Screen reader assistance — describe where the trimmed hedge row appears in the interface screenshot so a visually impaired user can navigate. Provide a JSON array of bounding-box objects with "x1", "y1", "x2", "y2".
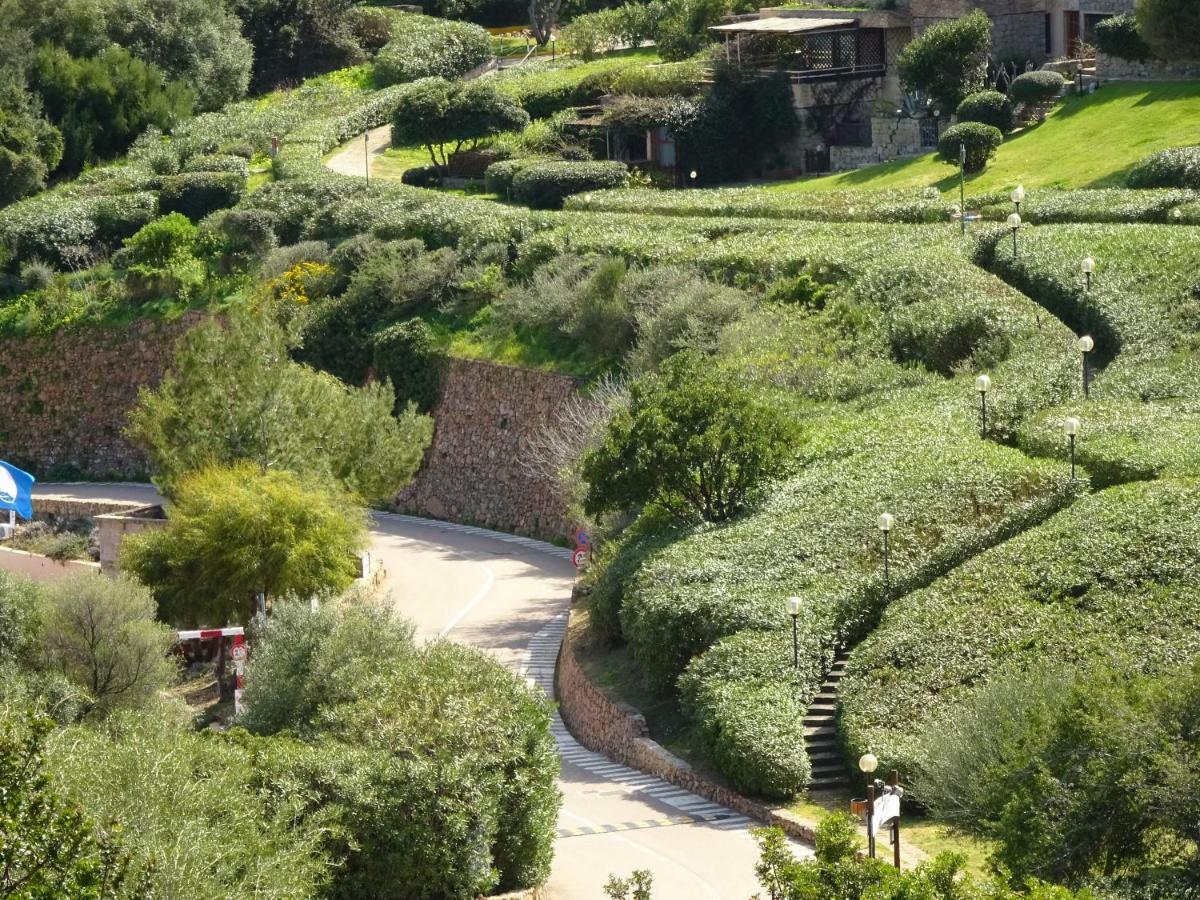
[
  {"x1": 493, "y1": 54, "x2": 657, "y2": 119},
  {"x1": 1126, "y1": 146, "x2": 1200, "y2": 190},
  {"x1": 375, "y1": 14, "x2": 492, "y2": 86},
  {"x1": 974, "y1": 188, "x2": 1200, "y2": 225},
  {"x1": 839, "y1": 477, "x2": 1200, "y2": 786},
  {"x1": 510, "y1": 160, "x2": 628, "y2": 209}
]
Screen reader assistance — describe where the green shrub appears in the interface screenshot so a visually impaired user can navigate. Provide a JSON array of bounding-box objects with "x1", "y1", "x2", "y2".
[
  {"x1": 180, "y1": 153, "x2": 251, "y2": 177},
  {"x1": 974, "y1": 187, "x2": 1200, "y2": 224},
  {"x1": 494, "y1": 55, "x2": 652, "y2": 119},
  {"x1": 391, "y1": 78, "x2": 529, "y2": 174},
  {"x1": 938, "y1": 122, "x2": 1002, "y2": 173},
  {"x1": 1095, "y1": 13, "x2": 1155, "y2": 62},
  {"x1": 484, "y1": 157, "x2": 543, "y2": 197},
  {"x1": 955, "y1": 90, "x2": 1014, "y2": 133},
  {"x1": 372, "y1": 318, "x2": 447, "y2": 413},
  {"x1": 0, "y1": 192, "x2": 157, "y2": 267},
  {"x1": 375, "y1": 14, "x2": 493, "y2": 86},
  {"x1": 839, "y1": 478, "x2": 1200, "y2": 784},
  {"x1": 118, "y1": 213, "x2": 199, "y2": 269},
  {"x1": 1136, "y1": 0, "x2": 1200, "y2": 60},
  {"x1": 400, "y1": 163, "x2": 441, "y2": 187},
  {"x1": 510, "y1": 160, "x2": 628, "y2": 209},
  {"x1": 0, "y1": 572, "x2": 43, "y2": 667},
  {"x1": 157, "y1": 171, "x2": 245, "y2": 221},
  {"x1": 1009, "y1": 70, "x2": 1065, "y2": 105},
  {"x1": 897, "y1": 10, "x2": 991, "y2": 112},
  {"x1": 1126, "y1": 146, "x2": 1200, "y2": 190}
]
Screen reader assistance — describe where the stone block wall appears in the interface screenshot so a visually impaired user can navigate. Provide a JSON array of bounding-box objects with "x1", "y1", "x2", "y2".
[
  {"x1": 1098, "y1": 52, "x2": 1200, "y2": 80},
  {"x1": 396, "y1": 358, "x2": 579, "y2": 541},
  {"x1": 831, "y1": 116, "x2": 924, "y2": 170},
  {"x1": 0, "y1": 314, "x2": 205, "y2": 480}
]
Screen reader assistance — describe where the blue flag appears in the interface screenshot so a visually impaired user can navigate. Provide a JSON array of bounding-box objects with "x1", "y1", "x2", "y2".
[{"x1": 0, "y1": 461, "x2": 35, "y2": 521}]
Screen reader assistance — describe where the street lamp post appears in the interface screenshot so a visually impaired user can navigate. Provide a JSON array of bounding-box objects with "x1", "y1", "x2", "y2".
[
  {"x1": 976, "y1": 374, "x2": 991, "y2": 438},
  {"x1": 1008, "y1": 212, "x2": 1022, "y2": 258},
  {"x1": 1078, "y1": 335, "x2": 1094, "y2": 397},
  {"x1": 787, "y1": 596, "x2": 801, "y2": 668},
  {"x1": 364, "y1": 132, "x2": 370, "y2": 183},
  {"x1": 878, "y1": 513, "x2": 894, "y2": 595},
  {"x1": 1065, "y1": 417, "x2": 1080, "y2": 480},
  {"x1": 689, "y1": 169, "x2": 698, "y2": 188},
  {"x1": 860, "y1": 753, "x2": 879, "y2": 859},
  {"x1": 1011, "y1": 184, "x2": 1025, "y2": 215},
  {"x1": 1081, "y1": 255, "x2": 1094, "y2": 292}
]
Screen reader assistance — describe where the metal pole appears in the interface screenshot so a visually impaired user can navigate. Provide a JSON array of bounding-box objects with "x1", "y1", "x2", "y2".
[
  {"x1": 882, "y1": 531, "x2": 890, "y2": 595},
  {"x1": 889, "y1": 770, "x2": 901, "y2": 870},
  {"x1": 1012, "y1": 228, "x2": 1018, "y2": 258},
  {"x1": 959, "y1": 144, "x2": 966, "y2": 236},
  {"x1": 1070, "y1": 434, "x2": 1076, "y2": 480},
  {"x1": 866, "y1": 782, "x2": 876, "y2": 859},
  {"x1": 364, "y1": 132, "x2": 369, "y2": 183},
  {"x1": 980, "y1": 393, "x2": 987, "y2": 438},
  {"x1": 791, "y1": 615, "x2": 798, "y2": 668},
  {"x1": 1085, "y1": 271, "x2": 1092, "y2": 292},
  {"x1": 1082, "y1": 353, "x2": 1090, "y2": 398}
]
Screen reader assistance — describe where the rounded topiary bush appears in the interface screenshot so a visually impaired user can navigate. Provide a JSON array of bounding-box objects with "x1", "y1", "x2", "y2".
[
  {"x1": 1095, "y1": 13, "x2": 1154, "y2": 62},
  {"x1": 938, "y1": 122, "x2": 1003, "y2": 173},
  {"x1": 510, "y1": 160, "x2": 628, "y2": 210},
  {"x1": 375, "y1": 15, "x2": 492, "y2": 86},
  {"x1": 400, "y1": 164, "x2": 441, "y2": 188},
  {"x1": 956, "y1": 90, "x2": 1015, "y2": 133},
  {"x1": 1010, "y1": 70, "x2": 1065, "y2": 105},
  {"x1": 158, "y1": 172, "x2": 245, "y2": 221},
  {"x1": 1126, "y1": 146, "x2": 1200, "y2": 190}
]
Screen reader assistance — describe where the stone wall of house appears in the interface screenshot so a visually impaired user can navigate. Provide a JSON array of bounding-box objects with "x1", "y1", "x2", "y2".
[
  {"x1": 395, "y1": 358, "x2": 579, "y2": 541},
  {"x1": 0, "y1": 314, "x2": 205, "y2": 480},
  {"x1": 1098, "y1": 52, "x2": 1200, "y2": 80},
  {"x1": 830, "y1": 116, "x2": 925, "y2": 169}
]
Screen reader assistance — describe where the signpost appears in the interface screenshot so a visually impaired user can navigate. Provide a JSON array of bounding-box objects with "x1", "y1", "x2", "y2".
[
  {"x1": 175, "y1": 626, "x2": 247, "y2": 718},
  {"x1": 572, "y1": 528, "x2": 591, "y2": 570}
]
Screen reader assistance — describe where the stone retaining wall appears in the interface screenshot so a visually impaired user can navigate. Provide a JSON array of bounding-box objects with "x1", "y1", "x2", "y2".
[
  {"x1": 1098, "y1": 52, "x2": 1200, "y2": 80},
  {"x1": 0, "y1": 547, "x2": 100, "y2": 583},
  {"x1": 396, "y1": 358, "x2": 579, "y2": 541},
  {"x1": 0, "y1": 314, "x2": 205, "y2": 480}
]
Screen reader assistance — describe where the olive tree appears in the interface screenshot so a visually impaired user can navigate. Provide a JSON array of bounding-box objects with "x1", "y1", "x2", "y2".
[
  {"x1": 392, "y1": 77, "x2": 530, "y2": 175},
  {"x1": 127, "y1": 307, "x2": 433, "y2": 504},
  {"x1": 582, "y1": 351, "x2": 799, "y2": 523}
]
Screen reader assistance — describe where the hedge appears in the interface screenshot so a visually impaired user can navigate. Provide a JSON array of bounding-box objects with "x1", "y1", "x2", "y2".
[
  {"x1": 1126, "y1": 146, "x2": 1200, "y2": 190},
  {"x1": 973, "y1": 187, "x2": 1200, "y2": 224},
  {"x1": 1095, "y1": 13, "x2": 1155, "y2": 62},
  {"x1": 181, "y1": 154, "x2": 251, "y2": 178},
  {"x1": 484, "y1": 157, "x2": 549, "y2": 197},
  {"x1": 494, "y1": 54, "x2": 654, "y2": 119},
  {"x1": 510, "y1": 160, "x2": 628, "y2": 210},
  {"x1": 0, "y1": 191, "x2": 157, "y2": 267},
  {"x1": 375, "y1": 14, "x2": 493, "y2": 86},
  {"x1": 839, "y1": 478, "x2": 1200, "y2": 785},
  {"x1": 955, "y1": 90, "x2": 1014, "y2": 133},
  {"x1": 1009, "y1": 70, "x2": 1065, "y2": 105},
  {"x1": 937, "y1": 122, "x2": 1002, "y2": 173},
  {"x1": 158, "y1": 172, "x2": 246, "y2": 221}
]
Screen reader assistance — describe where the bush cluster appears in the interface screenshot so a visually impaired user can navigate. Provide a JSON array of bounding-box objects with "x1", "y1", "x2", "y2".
[
  {"x1": 938, "y1": 121, "x2": 1002, "y2": 173},
  {"x1": 1095, "y1": 13, "x2": 1155, "y2": 62},
  {"x1": 375, "y1": 14, "x2": 493, "y2": 86},
  {"x1": 955, "y1": 90, "x2": 1014, "y2": 133},
  {"x1": 511, "y1": 160, "x2": 629, "y2": 209},
  {"x1": 1126, "y1": 145, "x2": 1200, "y2": 190},
  {"x1": 1009, "y1": 70, "x2": 1065, "y2": 105}
]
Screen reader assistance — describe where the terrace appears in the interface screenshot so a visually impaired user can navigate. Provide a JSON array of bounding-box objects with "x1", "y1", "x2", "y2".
[{"x1": 710, "y1": 14, "x2": 890, "y2": 84}]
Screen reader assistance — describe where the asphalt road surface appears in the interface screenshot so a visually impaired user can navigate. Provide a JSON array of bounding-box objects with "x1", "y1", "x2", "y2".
[{"x1": 35, "y1": 483, "x2": 809, "y2": 898}]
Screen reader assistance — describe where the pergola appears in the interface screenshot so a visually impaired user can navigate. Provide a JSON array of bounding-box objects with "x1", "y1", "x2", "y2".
[{"x1": 710, "y1": 16, "x2": 885, "y2": 82}]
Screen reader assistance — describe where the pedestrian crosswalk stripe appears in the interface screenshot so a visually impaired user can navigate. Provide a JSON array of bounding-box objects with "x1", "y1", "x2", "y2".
[{"x1": 555, "y1": 812, "x2": 745, "y2": 839}]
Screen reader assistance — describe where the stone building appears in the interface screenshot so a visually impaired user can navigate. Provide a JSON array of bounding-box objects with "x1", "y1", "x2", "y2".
[{"x1": 713, "y1": 0, "x2": 1133, "y2": 172}]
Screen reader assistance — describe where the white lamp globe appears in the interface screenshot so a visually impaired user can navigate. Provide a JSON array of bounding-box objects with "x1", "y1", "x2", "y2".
[
  {"x1": 976, "y1": 374, "x2": 991, "y2": 394},
  {"x1": 1011, "y1": 185, "x2": 1025, "y2": 204},
  {"x1": 1081, "y1": 256, "x2": 1095, "y2": 274},
  {"x1": 1064, "y1": 416, "x2": 1081, "y2": 437},
  {"x1": 787, "y1": 596, "x2": 802, "y2": 616},
  {"x1": 1007, "y1": 212, "x2": 1022, "y2": 230},
  {"x1": 877, "y1": 513, "x2": 894, "y2": 533},
  {"x1": 1078, "y1": 335, "x2": 1095, "y2": 353},
  {"x1": 859, "y1": 753, "x2": 879, "y2": 774}
]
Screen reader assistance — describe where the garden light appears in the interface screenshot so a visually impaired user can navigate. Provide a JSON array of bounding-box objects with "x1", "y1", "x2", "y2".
[
  {"x1": 689, "y1": 170, "x2": 698, "y2": 187},
  {"x1": 1081, "y1": 255, "x2": 1094, "y2": 291},
  {"x1": 1064, "y1": 417, "x2": 1080, "y2": 480},
  {"x1": 1007, "y1": 212, "x2": 1022, "y2": 257},
  {"x1": 787, "y1": 596, "x2": 801, "y2": 667},
  {"x1": 976, "y1": 374, "x2": 991, "y2": 438},
  {"x1": 1011, "y1": 184, "x2": 1024, "y2": 213},
  {"x1": 858, "y1": 753, "x2": 880, "y2": 858},
  {"x1": 859, "y1": 753, "x2": 879, "y2": 773},
  {"x1": 878, "y1": 514, "x2": 894, "y2": 594},
  {"x1": 1078, "y1": 335, "x2": 1094, "y2": 397}
]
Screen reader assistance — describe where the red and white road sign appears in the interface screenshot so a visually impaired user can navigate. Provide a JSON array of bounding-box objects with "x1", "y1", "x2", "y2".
[{"x1": 572, "y1": 548, "x2": 588, "y2": 569}]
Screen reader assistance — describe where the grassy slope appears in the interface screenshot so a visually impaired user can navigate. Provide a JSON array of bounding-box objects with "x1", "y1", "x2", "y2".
[{"x1": 772, "y1": 82, "x2": 1200, "y2": 196}]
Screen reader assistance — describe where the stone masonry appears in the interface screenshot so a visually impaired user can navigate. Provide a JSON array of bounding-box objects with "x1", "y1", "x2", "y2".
[
  {"x1": 1098, "y1": 52, "x2": 1200, "y2": 80},
  {"x1": 395, "y1": 358, "x2": 579, "y2": 541},
  {"x1": 0, "y1": 313, "x2": 205, "y2": 479}
]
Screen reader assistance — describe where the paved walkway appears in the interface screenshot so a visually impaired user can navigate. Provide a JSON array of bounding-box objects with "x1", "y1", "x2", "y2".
[
  {"x1": 34, "y1": 484, "x2": 810, "y2": 898},
  {"x1": 325, "y1": 124, "x2": 392, "y2": 179}
]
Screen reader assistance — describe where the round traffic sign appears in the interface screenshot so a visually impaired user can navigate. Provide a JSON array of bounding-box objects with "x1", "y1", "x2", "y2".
[
  {"x1": 230, "y1": 644, "x2": 248, "y2": 664},
  {"x1": 572, "y1": 548, "x2": 588, "y2": 570},
  {"x1": 574, "y1": 528, "x2": 591, "y2": 548}
]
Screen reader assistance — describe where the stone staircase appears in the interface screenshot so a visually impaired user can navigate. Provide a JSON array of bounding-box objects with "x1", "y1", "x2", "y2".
[{"x1": 804, "y1": 652, "x2": 850, "y2": 791}]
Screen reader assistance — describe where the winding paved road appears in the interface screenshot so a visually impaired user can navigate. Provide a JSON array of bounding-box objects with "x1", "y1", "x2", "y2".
[{"x1": 34, "y1": 483, "x2": 808, "y2": 898}]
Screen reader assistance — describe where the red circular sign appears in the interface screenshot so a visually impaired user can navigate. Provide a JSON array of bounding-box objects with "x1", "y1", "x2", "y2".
[{"x1": 572, "y1": 548, "x2": 588, "y2": 570}]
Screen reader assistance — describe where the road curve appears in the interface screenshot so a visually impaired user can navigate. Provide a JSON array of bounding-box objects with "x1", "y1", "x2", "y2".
[{"x1": 34, "y1": 483, "x2": 808, "y2": 898}]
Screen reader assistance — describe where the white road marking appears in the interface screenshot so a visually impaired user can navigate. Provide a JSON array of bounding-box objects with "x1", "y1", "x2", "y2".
[{"x1": 437, "y1": 561, "x2": 496, "y2": 638}]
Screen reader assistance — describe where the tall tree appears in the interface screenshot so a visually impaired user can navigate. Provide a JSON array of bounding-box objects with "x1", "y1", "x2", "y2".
[
  {"x1": 1136, "y1": 0, "x2": 1200, "y2": 60},
  {"x1": 127, "y1": 307, "x2": 434, "y2": 503}
]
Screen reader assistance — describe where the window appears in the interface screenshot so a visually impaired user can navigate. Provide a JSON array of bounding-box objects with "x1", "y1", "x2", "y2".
[{"x1": 1045, "y1": 13, "x2": 1052, "y2": 55}]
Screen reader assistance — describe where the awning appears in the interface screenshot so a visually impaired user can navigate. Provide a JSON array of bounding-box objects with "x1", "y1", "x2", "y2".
[{"x1": 710, "y1": 16, "x2": 857, "y2": 34}]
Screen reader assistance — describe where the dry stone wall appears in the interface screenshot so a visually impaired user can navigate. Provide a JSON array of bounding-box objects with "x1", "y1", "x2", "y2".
[
  {"x1": 1098, "y1": 52, "x2": 1200, "y2": 80},
  {"x1": 395, "y1": 358, "x2": 579, "y2": 541},
  {"x1": 0, "y1": 313, "x2": 205, "y2": 480}
]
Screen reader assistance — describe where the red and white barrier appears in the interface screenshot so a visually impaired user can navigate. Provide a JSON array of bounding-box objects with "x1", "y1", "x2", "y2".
[{"x1": 174, "y1": 627, "x2": 247, "y2": 717}]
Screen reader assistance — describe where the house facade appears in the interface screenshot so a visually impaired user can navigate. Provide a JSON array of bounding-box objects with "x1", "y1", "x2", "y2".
[{"x1": 713, "y1": 0, "x2": 1134, "y2": 173}]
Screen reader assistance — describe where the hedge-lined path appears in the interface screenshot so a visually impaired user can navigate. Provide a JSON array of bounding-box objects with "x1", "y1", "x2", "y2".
[
  {"x1": 34, "y1": 483, "x2": 809, "y2": 898},
  {"x1": 325, "y1": 124, "x2": 392, "y2": 179}
]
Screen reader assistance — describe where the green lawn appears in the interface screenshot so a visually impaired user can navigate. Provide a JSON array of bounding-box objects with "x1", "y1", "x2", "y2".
[
  {"x1": 372, "y1": 144, "x2": 432, "y2": 179},
  {"x1": 772, "y1": 81, "x2": 1200, "y2": 196}
]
